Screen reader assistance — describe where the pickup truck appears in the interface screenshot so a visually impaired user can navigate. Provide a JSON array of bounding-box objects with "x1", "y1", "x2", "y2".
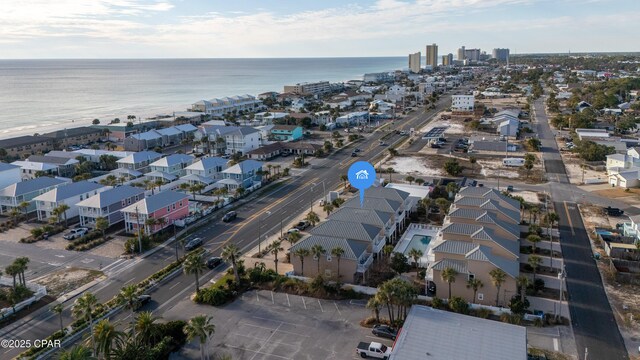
[{"x1": 356, "y1": 341, "x2": 391, "y2": 359}]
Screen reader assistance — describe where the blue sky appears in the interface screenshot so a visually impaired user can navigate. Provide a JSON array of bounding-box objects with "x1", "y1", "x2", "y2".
[{"x1": 1, "y1": 0, "x2": 638, "y2": 59}]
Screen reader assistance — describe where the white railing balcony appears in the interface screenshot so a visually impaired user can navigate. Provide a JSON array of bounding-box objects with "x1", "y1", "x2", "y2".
[
  {"x1": 425, "y1": 268, "x2": 434, "y2": 281},
  {"x1": 357, "y1": 253, "x2": 374, "y2": 273},
  {"x1": 623, "y1": 222, "x2": 637, "y2": 237},
  {"x1": 373, "y1": 239, "x2": 386, "y2": 254}
]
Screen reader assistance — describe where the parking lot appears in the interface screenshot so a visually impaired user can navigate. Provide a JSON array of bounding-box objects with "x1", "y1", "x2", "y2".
[{"x1": 167, "y1": 290, "x2": 393, "y2": 360}]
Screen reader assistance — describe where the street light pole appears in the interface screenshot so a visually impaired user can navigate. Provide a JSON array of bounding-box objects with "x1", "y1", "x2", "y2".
[
  {"x1": 135, "y1": 206, "x2": 143, "y2": 256},
  {"x1": 557, "y1": 266, "x2": 566, "y2": 321}
]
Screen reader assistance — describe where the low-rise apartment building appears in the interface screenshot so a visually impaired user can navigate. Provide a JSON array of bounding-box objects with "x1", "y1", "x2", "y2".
[
  {"x1": 77, "y1": 185, "x2": 145, "y2": 228},
  {"x1": 148, "y1": 154, "x2": 195, "y2": 178},
  {"x1": 191, "y1": 95, "x2": 262, "y2": 118},
  {"x1": 283, "y1": 81, "x2": 331, "y2": 95},
  {"x1": 42, "y1": 127, "x2": 103, "y2": 148},
  {"x1": 122, "y1": 191, "x2": 189, "y2": 234},
  {"x1": 0, "y1": 177, "x2": 69, "y2": 215},
  {"x1": 34, "y1": 181, "x2": 108, "y2": 222},
  {"x1": 0, "y1": 136, "x2": 54, "y2": 158}
]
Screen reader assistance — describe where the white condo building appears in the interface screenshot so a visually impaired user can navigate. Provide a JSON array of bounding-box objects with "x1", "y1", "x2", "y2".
[
  {"x1": 451, "y1": 95, "x2": 475, "y2": 111},
  {"x1": 191, "y1": 95, "x2": 262, "y2": 118}
]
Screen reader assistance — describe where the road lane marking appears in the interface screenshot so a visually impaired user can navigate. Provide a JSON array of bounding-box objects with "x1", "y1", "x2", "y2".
[
  {"x1": 334, "y1": 301, "x2": 341, "y2": 315},
  {"x1": 271, "y1": 291, "x2": 274, "y2": 304},
  {"x1": 302, "y1": 296, "x2": 307, "y2": 309},
  {"x1": 256, "y1": 291, "x2": 259, "y2": 302},
  {"x1": 553, "y1": 338, "x2": 559, "y2": 351},
  {"x1": 124, "y1": 277, "x2": 135, "y2": 284},
  {"x1": 225, "y1": 345, "x2": 292, "y2": 360},
  {"x1": 286, "y1": 293, "x2": 290, "y2": 307},
  {"x1": 318, "y1": 299, "x2": 324, "y2": 312},
  {"x1": 249, "y1": 323, "x2": 282, "y2": 360},
  {"x1": 169, "y1": 281, "x2": 181, "y2": 290},
  {"x1": 563, "y1": 201, "x2": 575, "y2": 236}
]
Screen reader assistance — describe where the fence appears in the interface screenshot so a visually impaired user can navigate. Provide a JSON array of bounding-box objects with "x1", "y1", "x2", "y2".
[
  {"x1": 609, "y1": 258, "x2": 640, "y2": 285},
  {"x1": 0, "y1": 277, "x2": 47, "y2": 320}
]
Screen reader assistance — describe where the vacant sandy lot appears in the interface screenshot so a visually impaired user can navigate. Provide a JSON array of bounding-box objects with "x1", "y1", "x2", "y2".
[
  {"x1": 384, "y1": 156, "x2": 445, "y2": 177},
  {"x1": 36, "y1": 267, "x2": 104, "y2": 298},
  {"x1": 477, "y1": 159, "x2": 520, "y2": 179}
]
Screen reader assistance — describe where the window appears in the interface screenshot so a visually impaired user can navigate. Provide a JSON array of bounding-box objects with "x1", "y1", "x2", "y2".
[
  {"x1": 172, "y1": 204, "x2": 176, "y2": 210},
  {"x1": 127, "y1": 198, "x2": 131, "y2": 205},
  {"x1": 477, "y1": 293, "x2": 484, "y2": 301},
  {"x1": 167, "y1": 206, "x2": 171, "y2": 212},
  {"x1": 122, "y1": 200, "x2": 126, "y2": 207},
  {"x1": 468, "y1": 273, "x2": 475, "y2": 280},
  {"x1": 179, "y1": 201, "x2": 183, "y2": 207}
]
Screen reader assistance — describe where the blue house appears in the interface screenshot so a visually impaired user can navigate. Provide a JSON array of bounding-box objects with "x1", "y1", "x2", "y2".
[
  {"x1": 270, "y1": 125, "x2": 303, "y2": 141},
  {"x1": 219, "y1": 160, "x2": 263, "y2": 189}
]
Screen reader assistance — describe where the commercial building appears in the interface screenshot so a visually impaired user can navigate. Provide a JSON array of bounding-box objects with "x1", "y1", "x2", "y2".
[
  {"x1": 451, "y1": 95, "x2": 475, "y2": 111},
  {"x1": 270, "y1": 125, "x2": 303, "y2": 141},
  {"x1": 389, "y1": 306, "x2": 527, "y2": 360},
  {"x1": 408, "y1": 52, "x2": 421, "y2": 73},
  {"x1": 465, "y1": 48, "x2": 481, "y2": 61},
  {"x1": 441, "y1": 53, "x2": 453, "y2": 66},
  {"x1": 492, "y1": 48, "x2": 510, "y2": 62},
  {"x1": 457, "y1": 46, "x2": 465, "y2": 61},
  {"x1": 283, "y1": 81, "x2": 331, "y2": 95},
  {"x1": 425, "y1": 43, "x2": 438, "y2": 68}
]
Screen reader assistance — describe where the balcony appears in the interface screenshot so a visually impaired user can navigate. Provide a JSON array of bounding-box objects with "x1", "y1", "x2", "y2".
[
  {"x1": 357, "y1": 253, "x2": 374, "y2": 273},
  {"x1": 623, "y1": 222, "x2": 637, "y2": 238}
]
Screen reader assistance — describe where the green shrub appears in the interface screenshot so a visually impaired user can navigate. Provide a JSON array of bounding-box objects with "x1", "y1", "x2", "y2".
[
  {"x1": 448, "y1": 296, "x2": 469, "y2": 314},
  {"x1": 473, "y1": 307, "x2": 492, "y2": 319},
  {"x1": 431, "y1": 297, "x2": 445, "y2": 309},
  {"x1": 195, "y1": 287, "x2": 232, "y2": 306}
]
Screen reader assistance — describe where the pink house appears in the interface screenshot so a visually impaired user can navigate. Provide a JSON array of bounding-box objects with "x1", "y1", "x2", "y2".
[{"x1": 122, "y1": 191, "x2": 189, "y2": 235}]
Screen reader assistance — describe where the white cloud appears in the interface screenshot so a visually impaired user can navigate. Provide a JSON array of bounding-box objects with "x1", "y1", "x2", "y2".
[{"x1": 0, "y1": 0, "x2": 637, "y2": 57}]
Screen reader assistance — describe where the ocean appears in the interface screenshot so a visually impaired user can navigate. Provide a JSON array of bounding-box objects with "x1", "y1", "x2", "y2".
[{"x1": 0, "y1": 57, "x2": 406, "y2": 138}]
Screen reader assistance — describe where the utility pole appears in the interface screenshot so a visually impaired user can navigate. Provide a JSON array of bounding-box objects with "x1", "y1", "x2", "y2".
[
  {"x1": 135, "y1": 206, "x2": 143, "y2": 255},
  {"x1": 173, "y1": 224, "x2": 179, "y2": 262}
]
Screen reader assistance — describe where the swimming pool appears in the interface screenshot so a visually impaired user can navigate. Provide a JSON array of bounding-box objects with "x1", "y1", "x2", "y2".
[{"x1": 403, "y1": 235, "x2": 432, "y2": 255}]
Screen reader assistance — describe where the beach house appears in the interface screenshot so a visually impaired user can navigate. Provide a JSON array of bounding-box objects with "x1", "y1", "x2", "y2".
[
  {"x1": 34, "y1": 181, "x2": 108, "y2": 222},
  {"x1": 77, "y1": 185, "x2": 145, "y2": 228},
  {"x1": 219, "y1": 160, "x2": 262, "y2": 189},
  {"x1": 116, "y1": 151, "x2": 162, "y2": 174},
  {"x1": 0, "y1": 163, "x2": 21, "y2": 190},
  {"x1": 0, "y1": 177, "x2": 70, "y2": 215},
  {"x1": 121, "y1": 191, "x2": 189, "y2": 235}
]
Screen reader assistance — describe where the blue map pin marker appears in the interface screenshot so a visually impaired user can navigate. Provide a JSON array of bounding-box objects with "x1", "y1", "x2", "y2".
[{"x1": 348, "y1": 161, "x2": 376, "y2": 207}]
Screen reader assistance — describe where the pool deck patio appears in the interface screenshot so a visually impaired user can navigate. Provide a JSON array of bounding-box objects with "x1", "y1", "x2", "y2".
[{"x1": 393, "y1": 223, "x2": 441, "y2": 266}]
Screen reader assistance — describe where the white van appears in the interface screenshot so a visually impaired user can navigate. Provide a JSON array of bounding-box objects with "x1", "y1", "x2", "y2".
[{"x1": 502, "y1": 158, "x2": 525, "y2": 167}]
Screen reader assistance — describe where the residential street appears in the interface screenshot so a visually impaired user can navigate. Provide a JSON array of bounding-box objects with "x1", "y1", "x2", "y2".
[
  {"x1": 1, "y1": 95, "x2": 451, "y2": 359},
  {"x1": 535, "y1": 96, "x2": 629, "y2": 360}
]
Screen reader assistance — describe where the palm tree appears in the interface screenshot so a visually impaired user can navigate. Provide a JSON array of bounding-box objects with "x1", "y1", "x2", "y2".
[
  {"x1": 306, "y1": 211, "x2": 320, "y2": 226},
  {"x1": 14, "y1": 257, "x2": 29, "y2": 286},
  {"x1": 135, "y1": 311, "x2": 159, "y2": 346},
  {"x1": 516, "y1": 275, "x2": 529, "y2": 302},
  {"x1": 311, "y1": 244, "x2": 326, "y2": 274},
  {"x1": 183, "y1": 252, "x2": 207, "y2": 293},
  {"x1": 286, "y1": 231, "x2": 301, "y2": 247},
  {"x1": 95, "y1": 217, "x2": 109, "y2": 241},
  {"x1": 293, "y1": 248, "x2": 310, "y2": 276},
  {"x1": 415, "y1": 178, "x2": 425, "y2": 186},
  {"x1": 405, "y1": 176, "x2": 415, "y2": 185},
  {"x1": 56, "y1": 345, "x2": 95, "y2": 360},
  {"x1": 366, "y1": 296, "x2": 382, "y2": 323},
  {"x1": 489, "y1": 268, "x2": 507, "y2": 307},
  {"x1": 322, "y1": 202, "x2": 334, "y2": 216},
  {"x1": 94, "y1": 319, "x2": 123, "y2": 359},
  {"x1": 5, "y1": 264, "x2": 19, "y2": 288},
  {"x1": 184, "y1": 315, "x2": 215, "y2": 360},
  {"x1": 51, "y1": 303, "x2": 65, "y2": 334},
  {"x1": 407, "y1": 248, "x2": 423, "y2": 275},
  {"x1": 221, "y1": 244, "x2": 242, "y2": 284},
  {"x1": 116, "y1": 284, "x2": 139, "y2": 337},
  {"x1": 446, "y1": 182, "x2": 459, "y2": 198},
  {"x1": 235, "y1": 187, "x2": 246, "y2": 198},
  {"x1": 144, "y1": 217, "x2": 158, "y2": 235},
  {"x1": 340, "y1": 174, "x2": 349, "y2": 190},
  {"x1": 527, "y1": 234, "x2": 542, "y2": 254},
  {"x1": 331, "y1": 247, "x2": 345, "y2": 280},
  {"x1": 71, "y1": 292, "x2": 99, "y2": 355},
  {"x1": 382, "y1": 244, "x2": 394, "y2": 260},
  {"x1": 441, "y1": 267, "x2": 458, "y2": 299},
  {"x1": 466, "y1": 278, "x2": 484, "y2": 303},
  {"x1": 56, "y1": 204, "x2": 71, "y2": 226},
  {"x1": 528, "y1": 255, "x2": 542, "y2": 281},
  {"x1": 269, "y1": 240, "x2": 284, "y2": 273},
  {"x1": 18, "y1": 201, "x2": 29, "y2": 220}
]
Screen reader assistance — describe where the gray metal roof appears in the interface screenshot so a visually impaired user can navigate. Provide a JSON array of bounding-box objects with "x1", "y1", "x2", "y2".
[
  {"x1": 146, "y1": 171, "x2": 178, "y2": 181},
  {"x1": 466, "y1": 246, "x2": 519, "y2": 278},
  {"x1": 328, "y1": 207, "x2": 392, "y2": 227},
  {"x1": 480, "y1": 199, "x2": 520, "y2": 223},
  {"x1": 431, "y1": 240, "x2": 477, "y2": 255},
  {"x1": 121, "y1": 190, "x2": 188, "y2": 214},
  {"x1": 0, "y1": 177, "x2": 68, "y2": 197},
  {"x1": 342, "y1": 196, "x2": 400, "y2": 213},
  {"x1": 0, "y1": 135, "x2": 52, "y2": 148},
  {"x1": 117, "y1": 151, "x2": 162, "y2": 164},
  {"x1": 457, "y1": 187, "x2": 520, "y2": 211},
  {"x1": 0, "y1": 162, "x2": 20, "y2": 171},
  {"x1": 34, "y1": 181, "x2": 106, "y2": 202},
  {"x1": 28, "y1": 155, "x2": 78, "y2": 165},
  {"x1": 222, "y1": 160, "x2": 262, "y2": 174},
  {"x1": 289, "y1": 235, "x2": 369, "y2": 260},
  {"x1": 430, "y1": 258, "x2": 468, "y2": 274},
  {"x1": 150, "y1": 154, "x2": 194, "y2": 168},
  {"x1": 185, "y1": 157, "x2": 228, "y2": 171},
  {"x1": 181, "y1": 174, "x2": 215, "y2": 184},
  {"x1": 475, "y1": 212, "x2": 520, "y2": 238},
  {"x1": 75, "y1": 185, "x2": 144, "y2": 208},
  {"x1": 448, "y1": 207, "x2": 487, "y2": 220},
  {"x1": 441, "y1": 222, "x2": 483, "y2": 236},
  {"x1": 364, "y1": 186, "x2": 410, "y2": 202},
  {"x1": 389, "y1": 306, "x2": 527, "y2": 360},
  {"x1": 310, "y1": 219, "x2": 381, "y2": 242},
  {"x1": 470, "y1": 227, "x2": 519, "y2": 257}
]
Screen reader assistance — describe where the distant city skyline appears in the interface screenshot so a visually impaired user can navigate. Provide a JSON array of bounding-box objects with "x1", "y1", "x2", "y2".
[{"x1": 1, "y1": 0, "x2": 638, "y2": 59}]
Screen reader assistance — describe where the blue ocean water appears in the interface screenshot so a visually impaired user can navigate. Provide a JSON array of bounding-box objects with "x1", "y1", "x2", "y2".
[{"x1": 0, "y1": 58, "x2": 405, "y2": 135}]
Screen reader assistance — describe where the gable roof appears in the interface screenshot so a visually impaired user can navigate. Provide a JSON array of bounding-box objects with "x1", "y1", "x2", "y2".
[
  {"x1": 28, "y1": 155, "x2": 79, "y2": 166},
  {"x1": 466, "y1": 245, "x2": 519, "y2": 278},
  {"x1": 431, "y1": 258, "x2": 468, "y2": 274},
  {"x1": 342, "y1": 196, "x2": 401, "y2": 214},
  {"x1": 456, "y1": 187, "x2": 520, "y2": 211},
  {"x1": 185, "y1": 157, "x2": 228, "y2": 171},
  {"x1": 470, "y1": 227, "x2": 519, "y2": 257},
  {"x1": 222, "y1": 160, "x2": 262, "y2": 174},
  {"x1": 117, "y1": 151, "x2": 162, "y2": 165},
  {"x1": 327, "y1": 207, "x2": 392, "y2": 228},
  {"x1": 150, "y1": 154, "x2": 194, "y2": 168},
  {"x1": 34, "y1": 181, "x2": 106, "y2": 202},
  {"x1": 155, "y1": 127, "x2": 182, "y2": 136},
  {"x1": 289, "y1": 235, "x2": 369, "y2": 260},
  {"x1": 131, "y1": 131, "x2": 162, "y2": 141},
  {"x1": 432, "y1": 240, "x2": 477, "y2": 255},
  {"x1": 76, "y1": 185, "x2": 144, "y2": 208},
  {"x1": 121, "y1": 191, "x2": 188, "y2": 214},
  {"x1": 11, "y1": 160, "x2": 58, "y2": 171},
  {"x1": 310, "y1": 219, "x2": 381, "y2": 242},
  {"x1": 0, "y1": 177, "x2": 68, "y2": 197},
  {"x1": 174, "y1": 124, "x2": 198, "y2": 132},
  {"x1": 364, "y1": 186, "x2": 410, "y2": 203},
  {"x1": 0, "y1": 163, "x2": 20, "y2": 172}
]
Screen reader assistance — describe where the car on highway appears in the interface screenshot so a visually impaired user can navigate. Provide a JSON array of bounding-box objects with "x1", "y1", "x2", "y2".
[
  {"x1": 206, "y1": 257, "x2": 223, "y2": 269},
  {"x1": 135, "y1": 294, "x2": 151, "y2": 309},
  {"x1": 222, "y1": 211, "x2": 237, "y2": 222},
  {"x1": 185, "y1": 237, "x2": 203, "y2": 251},
  {"x1": 294, "y1": 220, "x2": 310, "y2": 231},
  {"x1": 399, "y1": 130, "x2": 408, "y2": 136},
  {"x1": 379, "y1": 141, "x2": 387, "y2": 146},
  {"x1": 371, "y1": 325, "x2": 398, "y2": 340},
  {"x1": 354, "y1": 148, "x2": 361, "y2": 152},
  {"x1": 63, "y1": 227, "x2": 88, "y2": 240},
  {"x1": 507, "y1": 185, "x2": 514, "y2": 192}
]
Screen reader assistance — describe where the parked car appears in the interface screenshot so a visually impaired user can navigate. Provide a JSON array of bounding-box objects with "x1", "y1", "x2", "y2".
[
  {"x1": 185, "y1": 237, "x2": 203, "y2": 251},
  {"x1": 469, "y1": 180, "x2": 478, "y2": 187},
  {"x1": 399, "y1": 130, "x2": 408, "y2": 136},
  {"x1": 287, "y1": 228, "x2": 300, "y2": 234},
  {"x1": 294, "y1": 220, "x2": 310, "y2": 231},
  {"x1": 206, "y1": 257, "x2": 223, "y2": 269},
  {"x1": 371, "y1": 325, "x2": 398, "y2": 340},
  {"x1": 63, "y1": 227, "x2": 88, "y2": 240},
  {"x1": 605, "y1": 206, "x2": 624, "y2": 216},
  {"x1": 354, "y1": 148, "x2": 361, "y2": 152},
  {"x1": 222, "y1": 211, "x2": 237, "y2": 222},
  {"x1": 507, "y1": 185, "x2": 514, "y2": 192},
  {"x1": 351, "y1": 151, "x2": 358, "y2": 157},
  {"x1": 356, "y1": 342, "x2": 392, "y2": 359},
  {"x1": 430, "y1": 143, "x2": 441, "y2": 148}
]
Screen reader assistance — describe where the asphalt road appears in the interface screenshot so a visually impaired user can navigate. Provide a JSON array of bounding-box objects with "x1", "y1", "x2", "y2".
[
  {"x1": 535, "y1": 96, "x2": 629, "y2": 360},
  {"x1": 3, "y1": 94, "x2": 451, "y2": 359}
]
